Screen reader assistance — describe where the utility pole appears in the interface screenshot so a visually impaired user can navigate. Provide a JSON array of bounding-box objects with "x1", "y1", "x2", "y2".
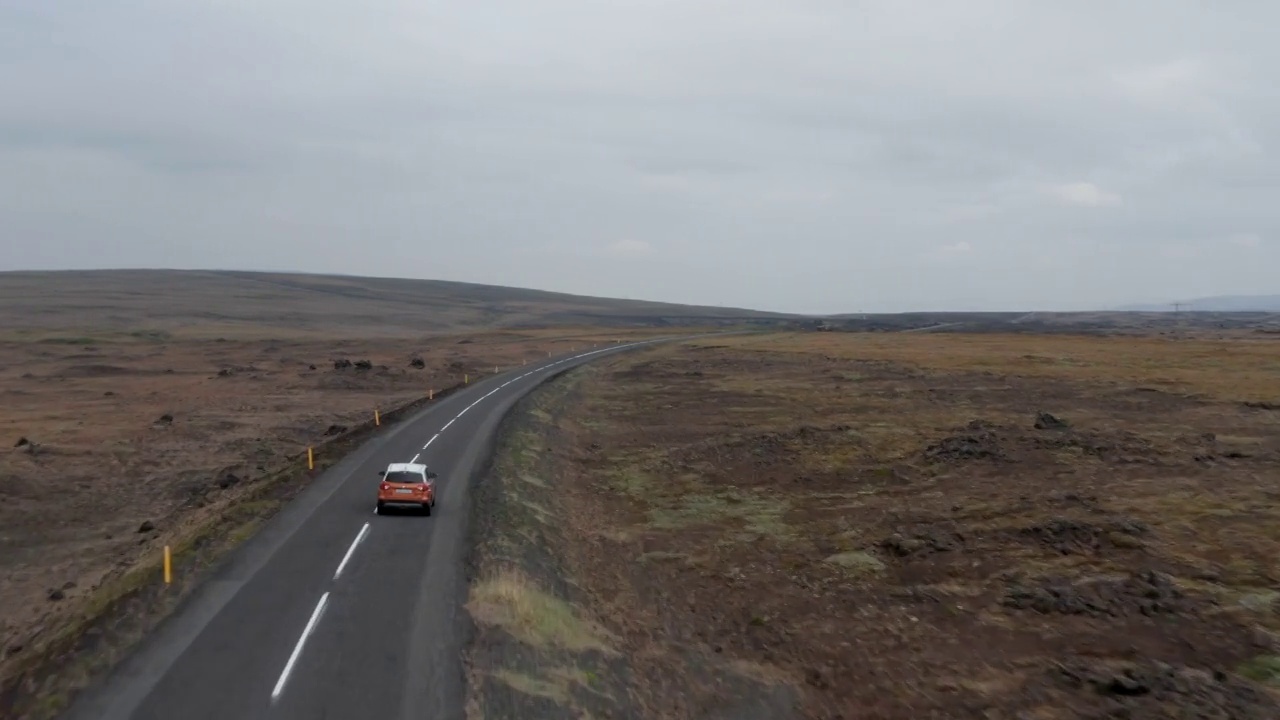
[{"x1": 1169, "y1": 302, "x2": 1189, "y2": 336}]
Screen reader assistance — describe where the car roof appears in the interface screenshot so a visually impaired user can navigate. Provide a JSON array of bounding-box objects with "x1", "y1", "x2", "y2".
[{"x1": 385, "y1": 462, "x2": 428, "y2": 474}]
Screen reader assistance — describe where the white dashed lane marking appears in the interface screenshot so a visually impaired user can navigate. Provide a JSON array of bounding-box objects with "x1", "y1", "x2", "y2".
[
  {"x1": 274, "y1": 340, "x2": 660, "y2": 699},
  {"x1": 332, "y1": 523, "x2": 370, "y2": 580},
  {"x1": 408, "y1": 342, "x2": 646, "y2": 465},
  {"x1": 271, "y1": 592, "x2": 330, "y2": 702}
]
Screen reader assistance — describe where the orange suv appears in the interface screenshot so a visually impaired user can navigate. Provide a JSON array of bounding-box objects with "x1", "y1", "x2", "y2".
[{"x1": 375, "y1": 462, "x2": 437, "y2": 515}]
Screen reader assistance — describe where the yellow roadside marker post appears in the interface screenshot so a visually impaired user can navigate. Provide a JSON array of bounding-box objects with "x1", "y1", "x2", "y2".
[
  {"x1": 308, "y1": 447, "x2": 314, "y2": 470},
  {"x1": 429, "y1": 389, "x2": 434, "y2": 400},
  {"x1": 464, "y1": 374, "x2": 469, "y2": 384},
  {"x1": 164, "y1": 546, "x2": 172, "y2": 585},
  {"x1": 375, "y1": 408, "x2": 381, "y2": 426}
]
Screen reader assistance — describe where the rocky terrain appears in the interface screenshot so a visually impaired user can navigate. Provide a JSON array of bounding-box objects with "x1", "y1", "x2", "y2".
[{"x1": 465, "y1": 331, "x2": 1280, "y2": 718}]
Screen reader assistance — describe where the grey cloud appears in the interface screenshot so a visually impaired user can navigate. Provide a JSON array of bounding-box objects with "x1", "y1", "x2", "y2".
[
  {"x1": 2, "y1": 0, "x2": 1278, "y2": 313},
  {"x1": 0, "y1": 123, "x2": 278, "y2": 175}
]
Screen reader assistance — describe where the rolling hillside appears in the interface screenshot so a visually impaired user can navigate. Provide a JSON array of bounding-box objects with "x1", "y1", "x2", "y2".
[{"x1": 0, "y1": 270, "x2": 798, "y2": 335}]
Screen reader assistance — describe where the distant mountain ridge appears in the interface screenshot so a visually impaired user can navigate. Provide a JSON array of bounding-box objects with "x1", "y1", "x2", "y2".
[{"x1": 1113, "y1": 295, "x2": 1280, "y2": 312}]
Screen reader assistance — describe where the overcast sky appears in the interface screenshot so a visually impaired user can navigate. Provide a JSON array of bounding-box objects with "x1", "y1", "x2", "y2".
[{"x1": 2, "y1": 1, "x2": 1276, "y2": 313}]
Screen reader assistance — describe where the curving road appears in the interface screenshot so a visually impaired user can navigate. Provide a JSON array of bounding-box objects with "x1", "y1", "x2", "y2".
[{"x1": 63, "y1": 337, "x2": 677, "y2": 720}]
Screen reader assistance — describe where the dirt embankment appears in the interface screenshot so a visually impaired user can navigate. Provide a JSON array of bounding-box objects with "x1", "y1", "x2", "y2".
[{"x1": 465, "y1": 332, "x2": 1280, "y2": 719}]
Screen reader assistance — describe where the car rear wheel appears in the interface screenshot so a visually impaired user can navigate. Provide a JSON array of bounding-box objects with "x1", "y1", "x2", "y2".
[
  {"x1": 422, "y1": 502, "x2": 432, "y2": 517},
  {"x1": 376, "y1": 502, "x2": 385, "y2": 515}
]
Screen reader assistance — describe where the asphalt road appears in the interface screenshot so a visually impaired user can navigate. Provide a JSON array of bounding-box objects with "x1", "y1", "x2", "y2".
[{"x1": 62, "y1": 337, "x2": 674, "y2": 720}]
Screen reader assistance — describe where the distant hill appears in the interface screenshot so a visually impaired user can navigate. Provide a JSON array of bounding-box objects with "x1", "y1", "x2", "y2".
[
  {"x1": 0, "y1": 269, "x2": 797, "y2": 334},
  {"x1": 5, "y1": 270, "x2": 1277, "y2": 337},
  {"x1": 1114, "y1": 295, "x2": 1280, "y2": 312},
  {"x1": 803, "y1": 308, "x2": 1280, "y2": 334}
]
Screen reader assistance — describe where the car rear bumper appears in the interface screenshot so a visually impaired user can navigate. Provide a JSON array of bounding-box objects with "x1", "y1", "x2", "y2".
[{"x1": 377, "y1": 494, "x2": 432, "y2": 505}]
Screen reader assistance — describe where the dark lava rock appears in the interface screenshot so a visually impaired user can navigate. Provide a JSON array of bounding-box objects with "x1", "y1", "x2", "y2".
[
  {"x1": 924, "y1": 429, "x2": 1004, "y2": 461},
  {"x1": 1003, "y1": 570, "x2": 1193, "y2": 618},
  {"x1": 1055, "y1": 660, "x2": 1280, "y2": 717},
  {"x1": 880, "y1": 529, "x2": 964, "y2": 557},
  {"x1": 1034, "y1": 412, "x2": 1069, "y2": 430},
  {"x1": 137, "y1": 520, "x2": 156, "y2": 533},
  {"x1": 1017, "y1": 517, "x2": 1148, "y2": 555}
]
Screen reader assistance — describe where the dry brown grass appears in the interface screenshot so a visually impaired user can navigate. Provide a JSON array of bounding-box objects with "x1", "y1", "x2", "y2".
[
  {"x1": 705, "y1": 331, "x2": 1280, "y2": 403},
  {"x1": 468, "y1": 568, "x2": 616, "y2": 654}
]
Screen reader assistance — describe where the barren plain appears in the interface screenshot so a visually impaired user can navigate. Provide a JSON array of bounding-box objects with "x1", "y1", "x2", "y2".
[
  {"x1": 6, "y1": 269, "x2": 1280, "y2": 719},
  {"x1": 466, "y1": 331, "x2": 1280, "y2": 719}
]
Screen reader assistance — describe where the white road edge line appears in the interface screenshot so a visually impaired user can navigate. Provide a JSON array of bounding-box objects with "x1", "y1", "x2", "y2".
[
  {"x1": 333, "y1": 523, "x2": 370, "y2": 580},
  {"x1": 409, "y1": 453, "x2": 419, "y2": 463},
  {"x1": 424, "y1": 433, "x2": 439, "y2": 448},
  {"x1": 270, "y1": 592, "x2": 331, "y2": 702}
]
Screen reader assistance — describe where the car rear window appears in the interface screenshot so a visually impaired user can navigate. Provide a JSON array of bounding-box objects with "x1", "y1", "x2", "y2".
[{"x1": 384, "y1": 471, "x2": 424, "y2": 484}]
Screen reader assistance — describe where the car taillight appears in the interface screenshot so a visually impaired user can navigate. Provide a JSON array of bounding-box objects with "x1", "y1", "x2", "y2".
[{"x1": 381, "y1": 483, "x2": 389, "y2": 491}]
